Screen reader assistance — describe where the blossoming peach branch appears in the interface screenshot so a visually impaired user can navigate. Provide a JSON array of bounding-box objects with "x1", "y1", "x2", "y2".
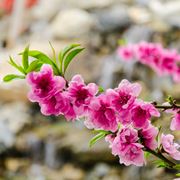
[{"x1": 2, "y1": 44, "x2": 180, "y2": 177}]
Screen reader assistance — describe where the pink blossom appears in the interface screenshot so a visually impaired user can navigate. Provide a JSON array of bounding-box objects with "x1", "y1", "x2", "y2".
[
  {"x1": 105, "y1": 134, "x2": 116, "y2": 148},
  {"x1": 111, "y1": 127, "x2": 145, "y2": 166},
  {"x1": 39, "y1": 92, "x2": 76, "y2": 120},
  {"x1": 139, "y1": 123, "x2": 158, "y2": 150},
  {"x1": 131, "y1": 101, "x2": 160, "y2": 129},
  {"x1": 87, "y1": 94, "x2": 118, "y2": 132},
  {"x1": 111, "y1": 127, "x2": 138, "y2": 156},
  {"x1": 161, "y1": 134, "x2": 180, "y2": 160},
  {"x1": 159, "y1": 50, "x2": 179, "y2": 75},
  {"x1": 164, "y1": 105, "x2": 180, "y2": 131},
  {"x1": 117, "y1": 45, "x2": 134, "y2": 60},
  {"x1": 107, "y1": 79, "x2": 141, "y2": 125},
  {"x1": 119, "y1": 143, "x2": 145, "y2": 166},
  {"x1": 68, "y1": 75, "x2": 98, "y2": 116},
  {"x1": 135, "y1": 42, "x2": 162, "y2": 69},
  {"x1": 117, "y1": 42, "x2": 180, "y2": 82},
  {"x1": 173, "y1": 66, "x2": 180, "y2": 83},
  {"x1": 170, "y1": 112, "x2": 180, "y2": 131},
  {"x1": 26, "y1": 65, "x2": 65, "y2": 102}
]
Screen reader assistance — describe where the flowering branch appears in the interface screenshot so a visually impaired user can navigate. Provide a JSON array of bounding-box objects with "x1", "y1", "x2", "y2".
[
  {"x1": 144, "y1": 147, "x2": 176, "y2": 168},
  {"x1": 153, "y1": 102, "x2": 180, "y2": 110},
  {"x1": 2, "y1": 43, "x2": 180, "y2": 177},
  {"x1": 117, "y1": 41, "x2": 180, "y2": 83}
]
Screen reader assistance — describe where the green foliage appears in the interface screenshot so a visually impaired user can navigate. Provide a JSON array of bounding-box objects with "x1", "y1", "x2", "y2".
[
  {"x1": 26, "y1": 60, "x2": 43, "y2": 73},
  {"x1": 3, "y1": 74, "x2": 25, "y2": 82},
  {"x1": 89, "y1": 130, "x2": 110, "y2": 147},
  {"x1": 153, "y1": 160, "x2": 170, "y2": 168},
  {"x1": 176, "y1": 173, "x2": 180, "y2": 177},
  {"x1": 58, "y1": 44, "x2": 84, "y2": 74},
  {"x1": 166, "y1": 95, "x2": 174, "y2": 105},
  {"x1": 118, "y1": 38, "x2": 127, "y2": 46},
  {"x1": 173, "y1": 164, "x2": 180, "y2": 170},
  {"x1": 22, "y1": 45, "x2": 29, "y2": 70},
  {"x1": 144, "y1": 151, "x2": 151, "y2": 159},
  {"x1": 3, "y1": 43, "x2": 84, "y2": 82},
  {"x1": 8, "y1": 56, "x2": 25, "y2": 74},
  {"x1": 98, "y1": 86, "x2": 104, "y2": 93}
]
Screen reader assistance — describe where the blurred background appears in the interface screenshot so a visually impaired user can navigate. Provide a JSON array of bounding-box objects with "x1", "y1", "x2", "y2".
[{"x1": 0, "y1": 0, "x2": 179, "y2": 179}]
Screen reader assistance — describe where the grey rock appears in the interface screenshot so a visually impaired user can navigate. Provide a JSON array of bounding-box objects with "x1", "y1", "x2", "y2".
[
  {"x1": 0, "y1": 121, "x2": 14, "y2": 150},
  {"x1": 94, "y1": 5, "x2": 131, "y2": 33},
  {"x1": 0, "y1": 102, "x2": 30, "y2": 134},
  {"x1": 50, "y1": 9, "x2": 96, "y2": 39},
  {"x1": 123, "y1": 25, "x2": 154, "y2": 43}
]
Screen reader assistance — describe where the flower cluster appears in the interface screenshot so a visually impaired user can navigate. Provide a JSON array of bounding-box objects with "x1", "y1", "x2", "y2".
[
  {"x1": 117, "y1": 42, "x2": 180, "y2": 83},
  {"x1": 26, "y1": 64, "x2": 98, "y2": 120},
  {"x1": 26, "y1": 64, "x2": 180, "y2": 167}
]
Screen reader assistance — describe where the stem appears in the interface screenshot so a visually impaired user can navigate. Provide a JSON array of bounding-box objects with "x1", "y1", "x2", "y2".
[
  {"x1": 152, "y1": 102, "x2": 180, "y2": 110},
  {"x1": 145, "y1": 147, "x2": 176, "y2": 168},
  {"x1": 155, "y1": 105, "x2": 180, "y2": 109}
]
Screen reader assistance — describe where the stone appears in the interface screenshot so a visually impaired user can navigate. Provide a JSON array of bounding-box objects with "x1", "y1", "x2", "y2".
[
  {"x1": 31, "y1": 0, "x2": 62, "y2": 21},
  {"x1": 149, "y1": 0, "x2": 180, "y2": 18},
  {"x1": 50, "y1": 9, "x2": 96, "y2": 39},
  {"x1": 60, "y1": 164, "x2": 85, "y2": 180},
  {"x1": 94, "y1": 5, "x2": 131, "y2": 33},
  {"x1": 16, "y1": 122, "x2": 116, "y2": 166},
  {"x1": 0, "y1": 102, "x2": 30, "y2": 134},
  {"x1": 128, "y1": 6, "x2": 152, "y2": 24},
  {"x1": 0, "y1": 121, "x2": 14, "y2": 150},
  {"x1": 123, "y1": 25, "x2": 154, "y2": 43},
  {"x1": 63, "y1": 0, "x2": 117, "y2": 10}
]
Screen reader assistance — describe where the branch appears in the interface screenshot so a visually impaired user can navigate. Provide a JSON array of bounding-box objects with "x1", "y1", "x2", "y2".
[
  {"x1": 152, "y1": 101, "x2": 180, "y2": 110},
  {"x1": 144, "y1": 147, "x2": 176, "y2": 168}
]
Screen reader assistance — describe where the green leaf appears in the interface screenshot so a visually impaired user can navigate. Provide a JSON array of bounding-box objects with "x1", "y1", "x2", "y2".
[
  {"x1": 26, "y1": 60, "x2": 43, "y2": 73},
  {"x1": 8, "y1": 56, "x2": 26, "y2": 74},
  {"x1": 166, "y1": 95, "x2": 174, "y2": 105},
  {"x1": 49, "y1": 42, "x2": 56, "y2": 63},
  {"x1": 118, "y1": 38, "x2": 127, "y2": 46},
  {"x1": 59, "y1": 44, "x2": 81, "y2": 63},
  {"x1": 63, "y1": 47, "x2": 84, "y2": 73},
  {"x1": 173, "y1": 164, "x2": 180, "y2": 170},
  {"x1": 58, "y1": 44, "x2": 81, "y2": 74},
  {"x1": 153, "y1": 160, "x2": 169, "y2": 168},
  {"x1": 144, "y1": 152, "x2": 151, "y2": 159},
  {"x1": 3, "y1": 74, "x2": 25, "y2": 82},
  {"x1": 98, "y1": 86, "x2": 104, "y2": 93},
  {"x1": 89, "y1": 131, "x2": 107, "y2": 147},
  {"x1": 22, "y1": 45, "x2": 29, "y2": 70},
  {"x1": 28, "y1": 50, "x2": 59, "y2": 75},
  {"x1": 28, "y1": 50, "x2": 53, "y2": 65},
  {"x1": 176, "y1": 173, "x2": 180, "y2": 177}
]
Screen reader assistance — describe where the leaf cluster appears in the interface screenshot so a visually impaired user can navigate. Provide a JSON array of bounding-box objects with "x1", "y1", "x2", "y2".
[{"x1": 3, "y1": 43, "x2": 84, "y2": 82}]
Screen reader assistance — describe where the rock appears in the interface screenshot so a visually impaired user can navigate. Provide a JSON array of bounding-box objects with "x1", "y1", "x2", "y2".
[
  {"x1": 122, "y1": 165, "x2": 174, "y2": 180},
  {"x1": 63, "y1": 0, "x2": 117, "y2": 10},
  {"x1": 50, "y1": 9, "x2": 96, "y2": 39},
  {"x1": 166, "y1": 16, "x2": 180, "y2": 29},
  {"x1": 93, "y1": 163, "x2": 111, "y2": 177},
  {"x1": 16, "y1": 122, "x2": 116, "y2": 166},
  {"x1": 0, "y1": 121, "x2": 14, "y2": 150},
  {"x1": 98, "y1": 53, "x2": 122, "y2": 89},
  {"x1": 128, "y1": 6, "x2": 152, "y2": 24},
  {"x1": 0, "y1": 102, "x2": 30, "y2": 151},
  {"x1": 123, "y1": 25, "x2": 154, "y2": 43},
  {"x1": 149, "y1": 0, "x2": 180, "y2": 18},
  {"x1": 0, "y1": 102, "x2": 30, "y2": 134},
  {"x1": 31, "y1": 0, "x2": 62, "y2": 21},
  {"x1": 94, "y1": 5, "x2": 131, "y2": 33},
  {"x1": 60, "y1": 164, "x2": 85, "y2": 180},
  {"x1": 6, "y1": 158, "x2": 29, "y2": 172}
]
